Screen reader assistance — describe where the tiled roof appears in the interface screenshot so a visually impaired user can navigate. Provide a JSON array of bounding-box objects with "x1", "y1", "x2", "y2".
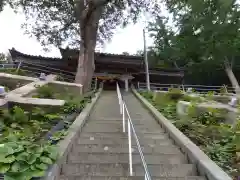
[
  {"x1": 9, "y1": 48, "x2": 62, "y2": 61},
  {"x1": 59, "y1": 48, "x2": 144, "y2": 61}
]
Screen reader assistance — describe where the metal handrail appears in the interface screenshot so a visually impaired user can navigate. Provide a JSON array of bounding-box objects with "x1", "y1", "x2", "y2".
[
  {"x1": 139, "y1": 82, "x2": 234, "y2": 88},
  {"x1": 116, "y1": 83, "x2": 152, "y2": 180},
  {"x1": 137, "y1": 82, "x2": 235, "y2": 93}
]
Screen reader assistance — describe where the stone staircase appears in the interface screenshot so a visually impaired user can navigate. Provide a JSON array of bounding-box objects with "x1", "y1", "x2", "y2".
[{"x1": 60, "y1": 91, "x2": 206, "y2": 180}]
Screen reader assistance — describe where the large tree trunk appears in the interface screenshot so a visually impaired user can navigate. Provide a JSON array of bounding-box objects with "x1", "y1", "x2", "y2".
[
  {"x1": 75, "y1": 43, "x2": 87, "y2": 88},
  {"x1": 75, "y1": 2, "x2": 103, "y2": 92},
  {"x1": 224, "y1": 59, "x2": 240, "y2": 95}
]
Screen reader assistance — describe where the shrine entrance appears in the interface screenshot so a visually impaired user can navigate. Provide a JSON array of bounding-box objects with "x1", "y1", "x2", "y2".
[
  {"x1": 96, "y1": 74, "x2": 120, "y2": 90},
  {"x1": 103, "y1": 79, "x2": 117, "y2": 90},
  {"x1": 95, "y1": 73, "x2": 134, "y2": 91}
]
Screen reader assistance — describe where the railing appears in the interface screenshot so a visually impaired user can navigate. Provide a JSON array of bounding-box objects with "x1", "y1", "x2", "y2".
[
  {"x1": 0, "y1": 63, "x2": 17, "y2": 69},
  {"x1": 116, "y1": 83, "x2": 151, "y2": 180},
  {"x1": 137, "y1": 82, "x2": 235, "y2": 94}
]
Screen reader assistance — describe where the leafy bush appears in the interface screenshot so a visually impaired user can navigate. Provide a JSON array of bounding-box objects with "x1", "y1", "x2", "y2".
[
  {"x1": 167, "y1": 88, "x2": 184, "y2": 100},
  {"x1": 140, "y1": 90, "x2": 240, "y2": 177},
  {"x1": 35, "y1": 85, "x2": 54, "y2": 99},
  {"x1": 0, "y1": 90, "x2": 96, "y2": 179},
  {"x1": 140, "y1": 91, "x2": 153, "y2": 100},
  {"x1": 0, "y1": 141, "x2": 58, "y2": 180}
]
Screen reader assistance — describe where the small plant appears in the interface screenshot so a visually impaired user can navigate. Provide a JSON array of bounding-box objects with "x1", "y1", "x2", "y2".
[
  {"x1": 50, "y1": 130, "x2": 68, "y2": 142},
  {"x1": 220, "y1": 85, "x2": 228, "y2": 94},
  {"x1": 0, "y1": 141, "x2": 58, "y2": 180},
  {"x1": 35, "y1": 85, "x2": 54, "y2": 99},
  {"x1": 140, "y1": 91, "x2": 153, "y2": 100},
  {"x1": 167, "y1": 88, "x2": 184, "y2": 100},
  {"x1": 56, "y1": 75, "x2": 65, "y2": 82}
]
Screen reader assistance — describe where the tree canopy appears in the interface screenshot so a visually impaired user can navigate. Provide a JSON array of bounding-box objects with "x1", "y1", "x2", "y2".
[
  {"x1": 10, "y1": 0, "x2": 159, "y2": 48},
  {"x1": 148, "y1": 0, "x2": 240, "y2": 86}
]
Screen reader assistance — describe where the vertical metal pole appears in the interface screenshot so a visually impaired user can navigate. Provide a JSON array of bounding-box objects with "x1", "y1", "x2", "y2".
[
  {"x1": 122, "y1": 103, "x2": 125, "y2": 133},
  {"x1": 120, "y1": 98, "x2": 122, "y2": 114},
  {"x1": 16, "y1": 61, "x2": 22, "y2": 73},
  {"x1": 143, "y1": 29, "x2": 150, "y2": 91},
  {"x1": 128, "y1": 119, "x2": 133, "y2": 176},
  {"x1": 137, "y1": 82, "x2": 140, "y2": 89}
]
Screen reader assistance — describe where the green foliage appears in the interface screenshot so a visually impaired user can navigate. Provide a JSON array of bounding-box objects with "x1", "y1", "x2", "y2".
[
  {"x1": 139, "y1": 91, "x2": 153, "y2": 100},
  {"x1": 10, "y1": 0, "x2": 160, "y2": 48},
  {"x1": 35, "y1": 85, "x2": 54, "y2": 99},
  {"x1": 0, "y1": 88, "x2": 96, "y2": 179},
  {"x1": 56, "y1": 75, "x2": 65, "y2": 82},
  {"x1": 220, "y1": 85, "x2": 228, "y2": 94},
  {"x1": 50, "y1": 130, "x2": 68, "y2": 142},
  {"x1": 148, "y1": 0, "x2": 240, "y2": 86},
  {"x1": 140, "y1": 90, "x2": 240, "y2": 177},
  {"x1": 0, "y1": 69, "x2": 28, "y2": 76},
  {"x1": 167, "y1": 88, "x2": 184, "y2": 101},
  {"x1": 0, "y1": 142, "x2": 58, "y2": 179}
]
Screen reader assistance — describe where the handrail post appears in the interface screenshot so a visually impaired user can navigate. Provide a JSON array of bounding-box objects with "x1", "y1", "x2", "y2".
[
  {"x1": 122, "y1": 103, "x2": 126, "y2": 133},
  {"x1": 128, "y1": 118, "x2": 133, "y2": 176},
  {"x1": 120, "y1": 98, "x2": 123, "y2": 114}
]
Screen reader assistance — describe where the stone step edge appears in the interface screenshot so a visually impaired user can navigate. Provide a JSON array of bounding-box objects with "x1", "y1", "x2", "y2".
[{"x1": 59, "y1": 175, "x2": 206, "y2": 180}]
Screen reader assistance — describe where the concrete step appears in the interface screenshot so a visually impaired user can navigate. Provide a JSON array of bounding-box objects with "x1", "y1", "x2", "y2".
[
  {"x1": 59, "y1": 176, "x2": 206, "y2": 180},
  {"x1": 86, "y1": 120, "x2": 159, "y2": 127},
  {"x1": 77, "y1": 137, "x2": 173, "y2": 146},
  {"x1": 84, "y1": 122, "x2": 162, "y2": 131},
  {"x1": 82, "y1": 124, "x2": 165, "y2": 133},
  {"x1": 79, "y1": 133, "x2": 169, "y2": 141},
  {"x1": 68, "y1": 153, "x2": 187, "y2": 164},
  {"x1": 80, "y1": 132, "x2": 166, "y2": 139},
  {"x1": 72, "y1": 144, "x2": 181, "y2": 154},
  {"x1": 61, "y1": 163, "x2": 197, "y2": 177}
]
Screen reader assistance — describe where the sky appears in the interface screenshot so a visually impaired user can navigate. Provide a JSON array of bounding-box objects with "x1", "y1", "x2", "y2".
[{"x1": 0, "y1": 5, "x2": 155, "y2": 58}]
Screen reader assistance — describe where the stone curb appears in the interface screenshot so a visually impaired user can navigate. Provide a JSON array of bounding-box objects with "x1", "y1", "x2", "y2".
[
  {"x1": 132, "y1": 88, "x2": 232, "y2": 180},
  {"x1": 0, "y1": 72, "x2": 38, "y2": 81},
  {"x1": 43, "y1": 88, "x2": 103, "y2": 180}
]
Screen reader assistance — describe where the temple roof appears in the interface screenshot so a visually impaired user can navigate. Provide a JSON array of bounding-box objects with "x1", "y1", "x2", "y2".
[
  {"x1": 59, "y1": 48, "x2": 144, "y2": 66},
  {"x1": 9, "y1": 48, "x2": 184, "y2": 77},
  {"x1": 9, "y1": 48, "x2": 62, "y2": 61},
  {"x1": 10, "y1": 48, "x2": 144, "y2": 66},
  {"x1": 59, "y1": 48, "x2": 144, "y2": 61}
]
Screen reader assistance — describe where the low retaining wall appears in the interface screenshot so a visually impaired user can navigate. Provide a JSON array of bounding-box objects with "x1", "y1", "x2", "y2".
[
  {"x1": 42, "y1": 88, "x2": 102, "y2": 180},
  {"x1": 132, "y1": 88, "x2": 232, "y2": 180}
]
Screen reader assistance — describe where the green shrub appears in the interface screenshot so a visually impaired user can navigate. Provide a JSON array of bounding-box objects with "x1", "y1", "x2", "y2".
[
  {"x1": 35, "y1": 85, "x2": 54, "y2": 99},
  {"x1": 140, "y1": 91, "x2": 153, "y2": 100},
  {"x1": 0, "y1": 141, "x2": 58, "y2": 179},
  {"x1": 139, "y1": 90, "x2": 239, "y2": 177},
  {"x1": 167, "y1": 88, "x2": 184, "y2": 101}
]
